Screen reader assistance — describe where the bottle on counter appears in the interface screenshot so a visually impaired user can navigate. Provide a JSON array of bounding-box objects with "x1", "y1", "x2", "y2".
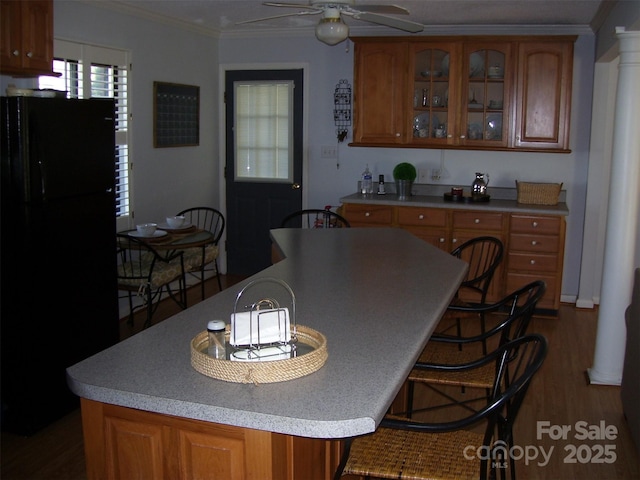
[
  {"x1": 207, "y1": 320, "x2": 226, "y2": 359},
  {"x1": 361, "y1": 164, "x2": 373, "y2": 195},
  {"x1": 377, "y1": 174, "x2": 386, "y2": 195}
]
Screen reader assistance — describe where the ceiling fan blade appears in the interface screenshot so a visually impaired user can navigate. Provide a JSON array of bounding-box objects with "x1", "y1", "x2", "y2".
[
  {"x1": 352, "y1": 5, "x2": 409, "y2": 15},
  {"x1": 236, "y1": 9, "x2": 320, "y2": 25},
  {"x1": 263, "y1": 2, "x2": 319, "y2": 9},
  {"x1": 353, "y1": 12, "x2": 424, "y2": 33}
]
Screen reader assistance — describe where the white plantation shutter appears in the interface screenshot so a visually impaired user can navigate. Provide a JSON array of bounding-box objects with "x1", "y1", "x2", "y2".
[{"x1": 39, "y1": 41, "x2": 131, "y2": 230}]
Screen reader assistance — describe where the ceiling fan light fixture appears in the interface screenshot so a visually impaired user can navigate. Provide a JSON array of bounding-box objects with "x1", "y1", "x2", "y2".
[{"x1": 315, "y1": 9, "x2": 349, "y2": 45}]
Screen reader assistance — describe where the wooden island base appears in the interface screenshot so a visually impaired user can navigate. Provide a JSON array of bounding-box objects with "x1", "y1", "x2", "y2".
[{"x1": 80, "y1": 398, "x2": 342, "y2": 480}]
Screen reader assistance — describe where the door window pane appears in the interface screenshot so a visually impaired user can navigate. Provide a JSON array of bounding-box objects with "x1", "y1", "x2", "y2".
[{"x1": 234, "y1": 81, "x2": 293, "y2": 183}]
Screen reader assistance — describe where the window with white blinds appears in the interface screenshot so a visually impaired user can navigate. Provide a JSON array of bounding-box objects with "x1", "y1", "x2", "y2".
[
  {"x1": 234, "y1": 81, "x2": 293, "y2": 182},
  {"x1": 39, "y1": 40, "x2": 131, "y2": 229}
]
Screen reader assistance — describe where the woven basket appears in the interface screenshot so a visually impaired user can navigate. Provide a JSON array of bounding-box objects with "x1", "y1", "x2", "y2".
[
  {"x1": 516, "y1": 181, "x2": 562, "y2": 205},
  {"x1": 191, "y1": 325, "x2": 327, "y2": 384}
]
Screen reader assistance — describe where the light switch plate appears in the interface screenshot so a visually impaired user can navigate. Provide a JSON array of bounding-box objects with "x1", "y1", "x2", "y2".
[{"x1": 320, "y1": 146, "x2": 337, "y2": 158}]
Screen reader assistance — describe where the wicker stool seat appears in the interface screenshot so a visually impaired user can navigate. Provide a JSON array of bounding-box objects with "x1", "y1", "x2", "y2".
[
  {"x1": 343, "y1": 425, "x2": 483, "y2": 479},
  {"x1": 335, "y1": 334, "x2": 549, "y2": 480},
  {"x1": 409, "y1": 341, "x2": 495, "y2": 388},
  {"x1": 406, "y1": 281, "x2": 546, "y2": 418}
]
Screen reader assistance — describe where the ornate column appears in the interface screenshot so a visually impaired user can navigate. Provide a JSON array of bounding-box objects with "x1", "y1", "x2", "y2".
[{"x1": 589, "y1": 28, "x2": 640, "y2": 385}]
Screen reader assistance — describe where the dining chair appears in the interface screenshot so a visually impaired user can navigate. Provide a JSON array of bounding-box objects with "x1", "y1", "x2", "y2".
[
  {"x1": 280, "y1": 208, "x2": 351, "y2": 228},
  {"x1": 116, "y1": 233, "x2": 187, "y2": 329},
  {"x1": 335, "y1": 334, "x2": 549, "y2": 480},
  {"x1": 406, "y1": 280, "x2": 546, "y2": 418},
  {"x1": 176, "y1": 207, "x2": 225, "y2": 300},
  {"x1": 436, "y1": 236, "x2": 504, "y2": 354}
]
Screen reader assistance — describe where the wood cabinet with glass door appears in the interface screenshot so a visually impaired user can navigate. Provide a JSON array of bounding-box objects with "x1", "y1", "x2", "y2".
[
  {"x1": 351, "y1": 35, "x2": 575, "y2": 152},
  {"x1": 0, "y1": 0, "x2": 56, "y2": 76},
  {"x1": 459, "y1": 41, "x2": 513, "y2": 149},
  {"x1": 408, "y1": 41, "x2": 460, "y2": 146}
]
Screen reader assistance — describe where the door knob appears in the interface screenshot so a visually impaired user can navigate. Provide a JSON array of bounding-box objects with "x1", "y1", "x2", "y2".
[{"x1": 291, "y1": 183, "x2": 301, "y2": 190}]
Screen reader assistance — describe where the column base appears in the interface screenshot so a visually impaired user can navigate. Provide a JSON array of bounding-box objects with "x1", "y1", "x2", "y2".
[{"x1": 587, "y1": 367, "x2": 622, "y2": 386}]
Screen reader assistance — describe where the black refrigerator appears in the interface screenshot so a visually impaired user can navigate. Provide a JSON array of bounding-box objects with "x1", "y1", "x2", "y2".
[{"x1": 1, "y1": 96, "x2": 120, "y2": 435}]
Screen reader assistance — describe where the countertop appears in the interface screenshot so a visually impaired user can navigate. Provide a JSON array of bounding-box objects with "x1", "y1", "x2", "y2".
[
  {"x1": 66, "y1": 228, "x2": 467, "y2": 439},
  {"x1": 340, "y1": 186, "x2": 569, "y2": 216}
]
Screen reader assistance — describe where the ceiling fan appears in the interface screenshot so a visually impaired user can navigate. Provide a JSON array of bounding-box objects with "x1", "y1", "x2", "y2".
[{"x1": 237, "y1": 0, "x2": 424, "y2": 45}]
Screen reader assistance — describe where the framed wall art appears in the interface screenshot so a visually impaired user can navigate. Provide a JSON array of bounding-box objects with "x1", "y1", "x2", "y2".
[{"x1": 153, "y1": 82, "x2": 200, "y2": 147}]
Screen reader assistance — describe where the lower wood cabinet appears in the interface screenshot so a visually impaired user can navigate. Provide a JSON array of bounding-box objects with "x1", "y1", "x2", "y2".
[
  {"x1": 342, "y1": 202, "x2": 565, "y2": 313},
  {"x1": 506, "y1": 214, "x2": 566, "y2": 312},
  {"x1": 450, "y1": 210, "x2": 506, "y2": 303},
  {"x1": 396, "y1": 206, "x2": 449, "y2": 250},
  {"x1": 80, "y1": 399, "x2": 342, "y2": 480},
  {"x1": 342, "y1": 203, "x2": 394, "y2": 227}
]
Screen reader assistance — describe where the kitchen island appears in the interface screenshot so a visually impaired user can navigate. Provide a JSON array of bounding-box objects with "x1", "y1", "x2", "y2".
[{"x1": 67, "y1": 228, "x2": 467, "y2": 479}]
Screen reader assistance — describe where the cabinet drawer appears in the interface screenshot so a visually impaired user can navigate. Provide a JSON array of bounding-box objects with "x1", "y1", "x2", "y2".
[
  {"x1": 510, "y1": 214, "x2": 561, "y2": 235},
  {"x1": 508, "y1": 252, "x2": 558, "y2": 273},
  {"x1": 509, "y1": 233, "x2": 560, "y2": 254},
  {"x1": 345, "y1": 204, "x2": 393, "y2": 225},
  {"x1": 507, "y1": 272, "x2": 558, "y2": 311},
  {"x1": 452, "y1": 211, "x2": 504, "y2": 231},
  {"x1": 402, "y1": 226, "x2": 449, "y2": 250},
  {"x1": 397, "y1": 207, "x2": 447, "y2": 227}
]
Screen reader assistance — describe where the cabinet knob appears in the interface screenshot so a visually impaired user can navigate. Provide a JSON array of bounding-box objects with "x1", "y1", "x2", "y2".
[
  {"x1": 531, "y1": 240, "x2": 537, "y2": 246},
  {"x1": 452, "y1": 238, "x2": 458, "y2": 244},
  {"x1": 532, "y1": 221, "x2": 538, "y2": 227},
  {"x1": 474, "y1": 218, "x2": 480, "y2": 224},
  {"x1": 12, "y1": 49, "x2": 19, "y2": 57},
  {"x1": 530, "y1": 259, "x2": 536, "y2": 265},
  {"x1": 418, "y1": 214, "x2": 424, "y2": 220},
  {"x1": 395, "y1": 133, "x2": 400, "y2": 137},
  {"x1": 460, "y1": 135, "x2": 466, "y2": 139},
  {"x1": 439, "y1": 237, "x2": 445, "y2": 243},
  {"x1": 365, "y1": 212, "x2": 370, "y2": 217},
  {"x1": 26, "y1": 51, "x2": 33, "y2": 58}
]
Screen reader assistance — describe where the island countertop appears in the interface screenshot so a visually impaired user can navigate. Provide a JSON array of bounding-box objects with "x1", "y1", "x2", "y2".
[{"x1": 67, "y1": 228, "x2": 466, "y2": 439}]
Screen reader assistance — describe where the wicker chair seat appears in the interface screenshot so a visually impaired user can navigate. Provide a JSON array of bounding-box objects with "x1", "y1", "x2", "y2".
[
  {"x1": 408, "y1": 342, "x2": 495, "y2": 388},
  {"x1": 343, "y1": 425, "x2": 484, "y2": 479},
  {"x1": 117, "y1": 259, "x2": 184, "y2": 290},
  {"x1": 182, "y1": 244, "x2": 219, "y2": 272}
]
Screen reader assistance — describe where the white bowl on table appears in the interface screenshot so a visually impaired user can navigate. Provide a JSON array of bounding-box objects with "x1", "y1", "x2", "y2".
[
  {"x1": 166, "y1": 216, "x2": 186, "y2": 229},
  {"x1": 136, "y1": 223, "x2": 157, "y2": 236}
]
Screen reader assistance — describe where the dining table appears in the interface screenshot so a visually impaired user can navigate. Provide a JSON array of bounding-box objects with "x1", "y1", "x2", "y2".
[{"x1": 120, "y1": 224, "x2": 215, "y2": 253}]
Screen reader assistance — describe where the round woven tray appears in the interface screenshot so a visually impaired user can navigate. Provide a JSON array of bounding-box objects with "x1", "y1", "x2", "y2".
[{"x1": 190, "y1": 325, "x2": 328, "y2": 384}]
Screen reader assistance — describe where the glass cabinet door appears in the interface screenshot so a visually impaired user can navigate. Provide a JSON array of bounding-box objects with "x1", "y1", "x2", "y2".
[
  {"x1": 410, "y1": 43, "x2": 459, "y2": 144},
  {"x1": 461, "y1": 43, "x2": 511, "y2": 147}
]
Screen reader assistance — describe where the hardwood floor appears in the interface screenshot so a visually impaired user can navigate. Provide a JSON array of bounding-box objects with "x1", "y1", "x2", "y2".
[{"x1": 2, "y1": 286, "x2": 639, "y2": 479}]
